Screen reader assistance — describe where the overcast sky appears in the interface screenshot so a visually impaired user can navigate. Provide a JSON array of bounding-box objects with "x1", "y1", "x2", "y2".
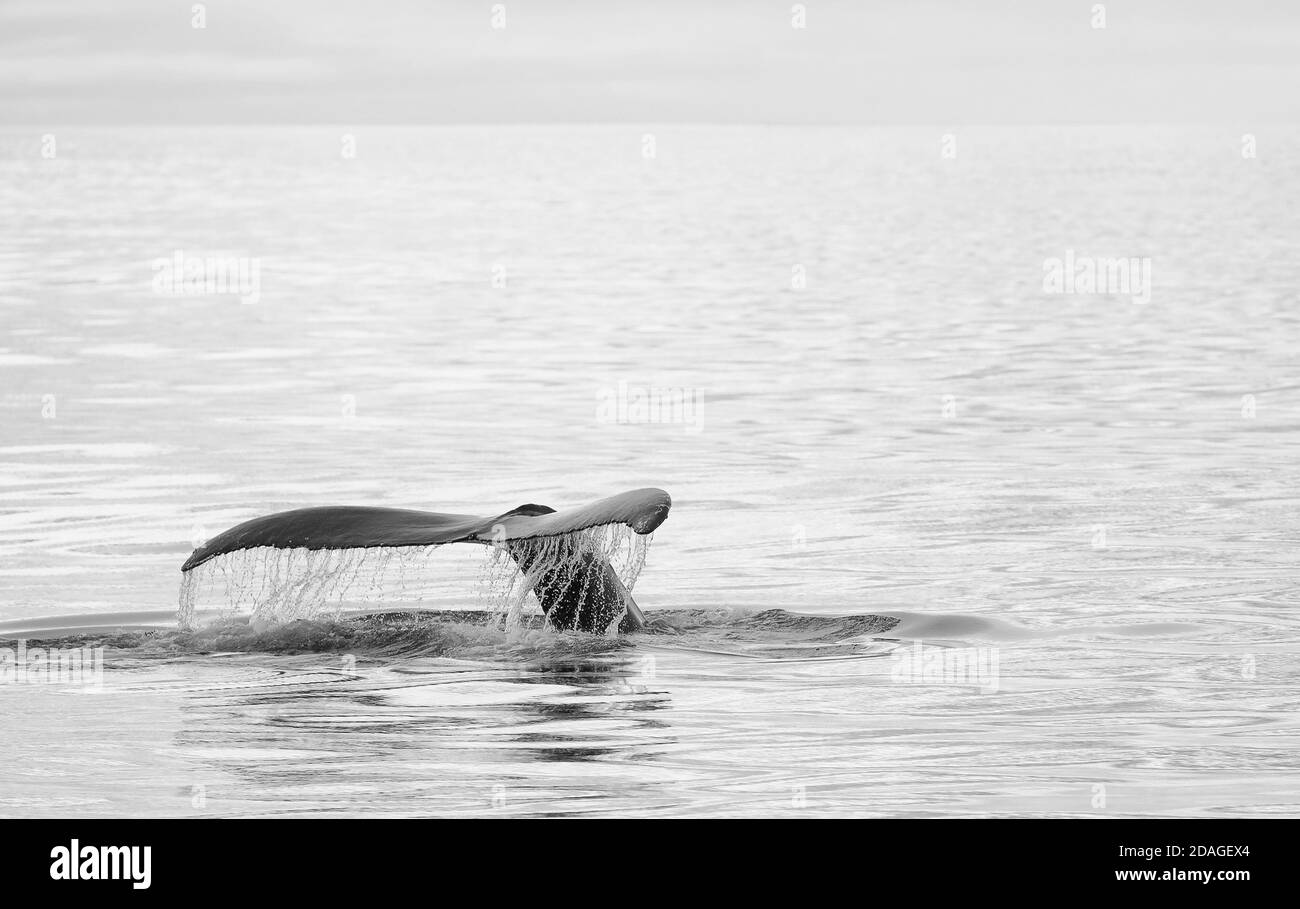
[{"x1": 1, "y1": 0, "x2": 1297, "y2": 124}]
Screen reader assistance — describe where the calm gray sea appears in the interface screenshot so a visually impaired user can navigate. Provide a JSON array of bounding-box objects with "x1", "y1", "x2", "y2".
[{"x1": 1, "y1": 125, "x2": 1298, "y2": 816}]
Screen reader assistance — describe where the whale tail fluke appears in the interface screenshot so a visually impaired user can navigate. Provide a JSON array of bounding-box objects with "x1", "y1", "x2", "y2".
[{"x1": 179, "y1": 488, "x2": 670, "y2": 633}]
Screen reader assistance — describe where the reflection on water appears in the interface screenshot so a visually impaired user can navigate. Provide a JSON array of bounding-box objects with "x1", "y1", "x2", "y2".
[{"x1": 2, "y1": 125, "x2": 1300, "y2": 816}]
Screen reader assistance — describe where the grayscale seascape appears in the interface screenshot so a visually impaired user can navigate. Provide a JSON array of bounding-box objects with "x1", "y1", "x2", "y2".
[{"x1": 2, "y1": 3, "x2": 1298, "y2": 819}]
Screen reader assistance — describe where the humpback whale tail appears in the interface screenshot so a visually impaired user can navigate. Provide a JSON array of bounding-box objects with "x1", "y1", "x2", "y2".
[{"x1": 178, "y1": 488, "x2": 671, "y2": 634}]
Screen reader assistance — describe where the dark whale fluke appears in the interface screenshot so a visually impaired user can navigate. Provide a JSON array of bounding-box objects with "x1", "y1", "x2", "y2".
[{"x1": 180, "y1": 488, "x2": 671, "y2": 633}]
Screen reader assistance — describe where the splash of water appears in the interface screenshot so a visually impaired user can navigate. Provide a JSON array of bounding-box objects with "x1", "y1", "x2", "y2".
[
  {"x1": 480, "y1": 524, "x2": 653, "y2": 633},
  {"x1": 178, "y1": 524, "x2": 653, "y2": 635},
  {"x1": 178, "y1": 544, "x2": 444, "y2": 629}
]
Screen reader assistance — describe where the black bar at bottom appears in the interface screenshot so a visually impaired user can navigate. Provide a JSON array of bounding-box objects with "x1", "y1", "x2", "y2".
[{"x1": 0, "y1": 818, "x2": 1281, "y2": 895}]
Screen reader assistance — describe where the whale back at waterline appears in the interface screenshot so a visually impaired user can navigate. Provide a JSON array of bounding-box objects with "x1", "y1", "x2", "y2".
[{"x1": 178, "y1": 488, "x2": 671, "y2": 633}]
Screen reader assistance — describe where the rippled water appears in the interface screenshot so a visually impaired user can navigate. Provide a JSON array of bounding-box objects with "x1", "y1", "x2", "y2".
[{"x1": 2, "y1": 125, "x2": 1298, "y2": 817}]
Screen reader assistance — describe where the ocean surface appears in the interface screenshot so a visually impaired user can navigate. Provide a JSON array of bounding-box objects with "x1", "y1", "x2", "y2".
[{"x1": 1, "y1": 125, "x2": 1298, "y2": 817}]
